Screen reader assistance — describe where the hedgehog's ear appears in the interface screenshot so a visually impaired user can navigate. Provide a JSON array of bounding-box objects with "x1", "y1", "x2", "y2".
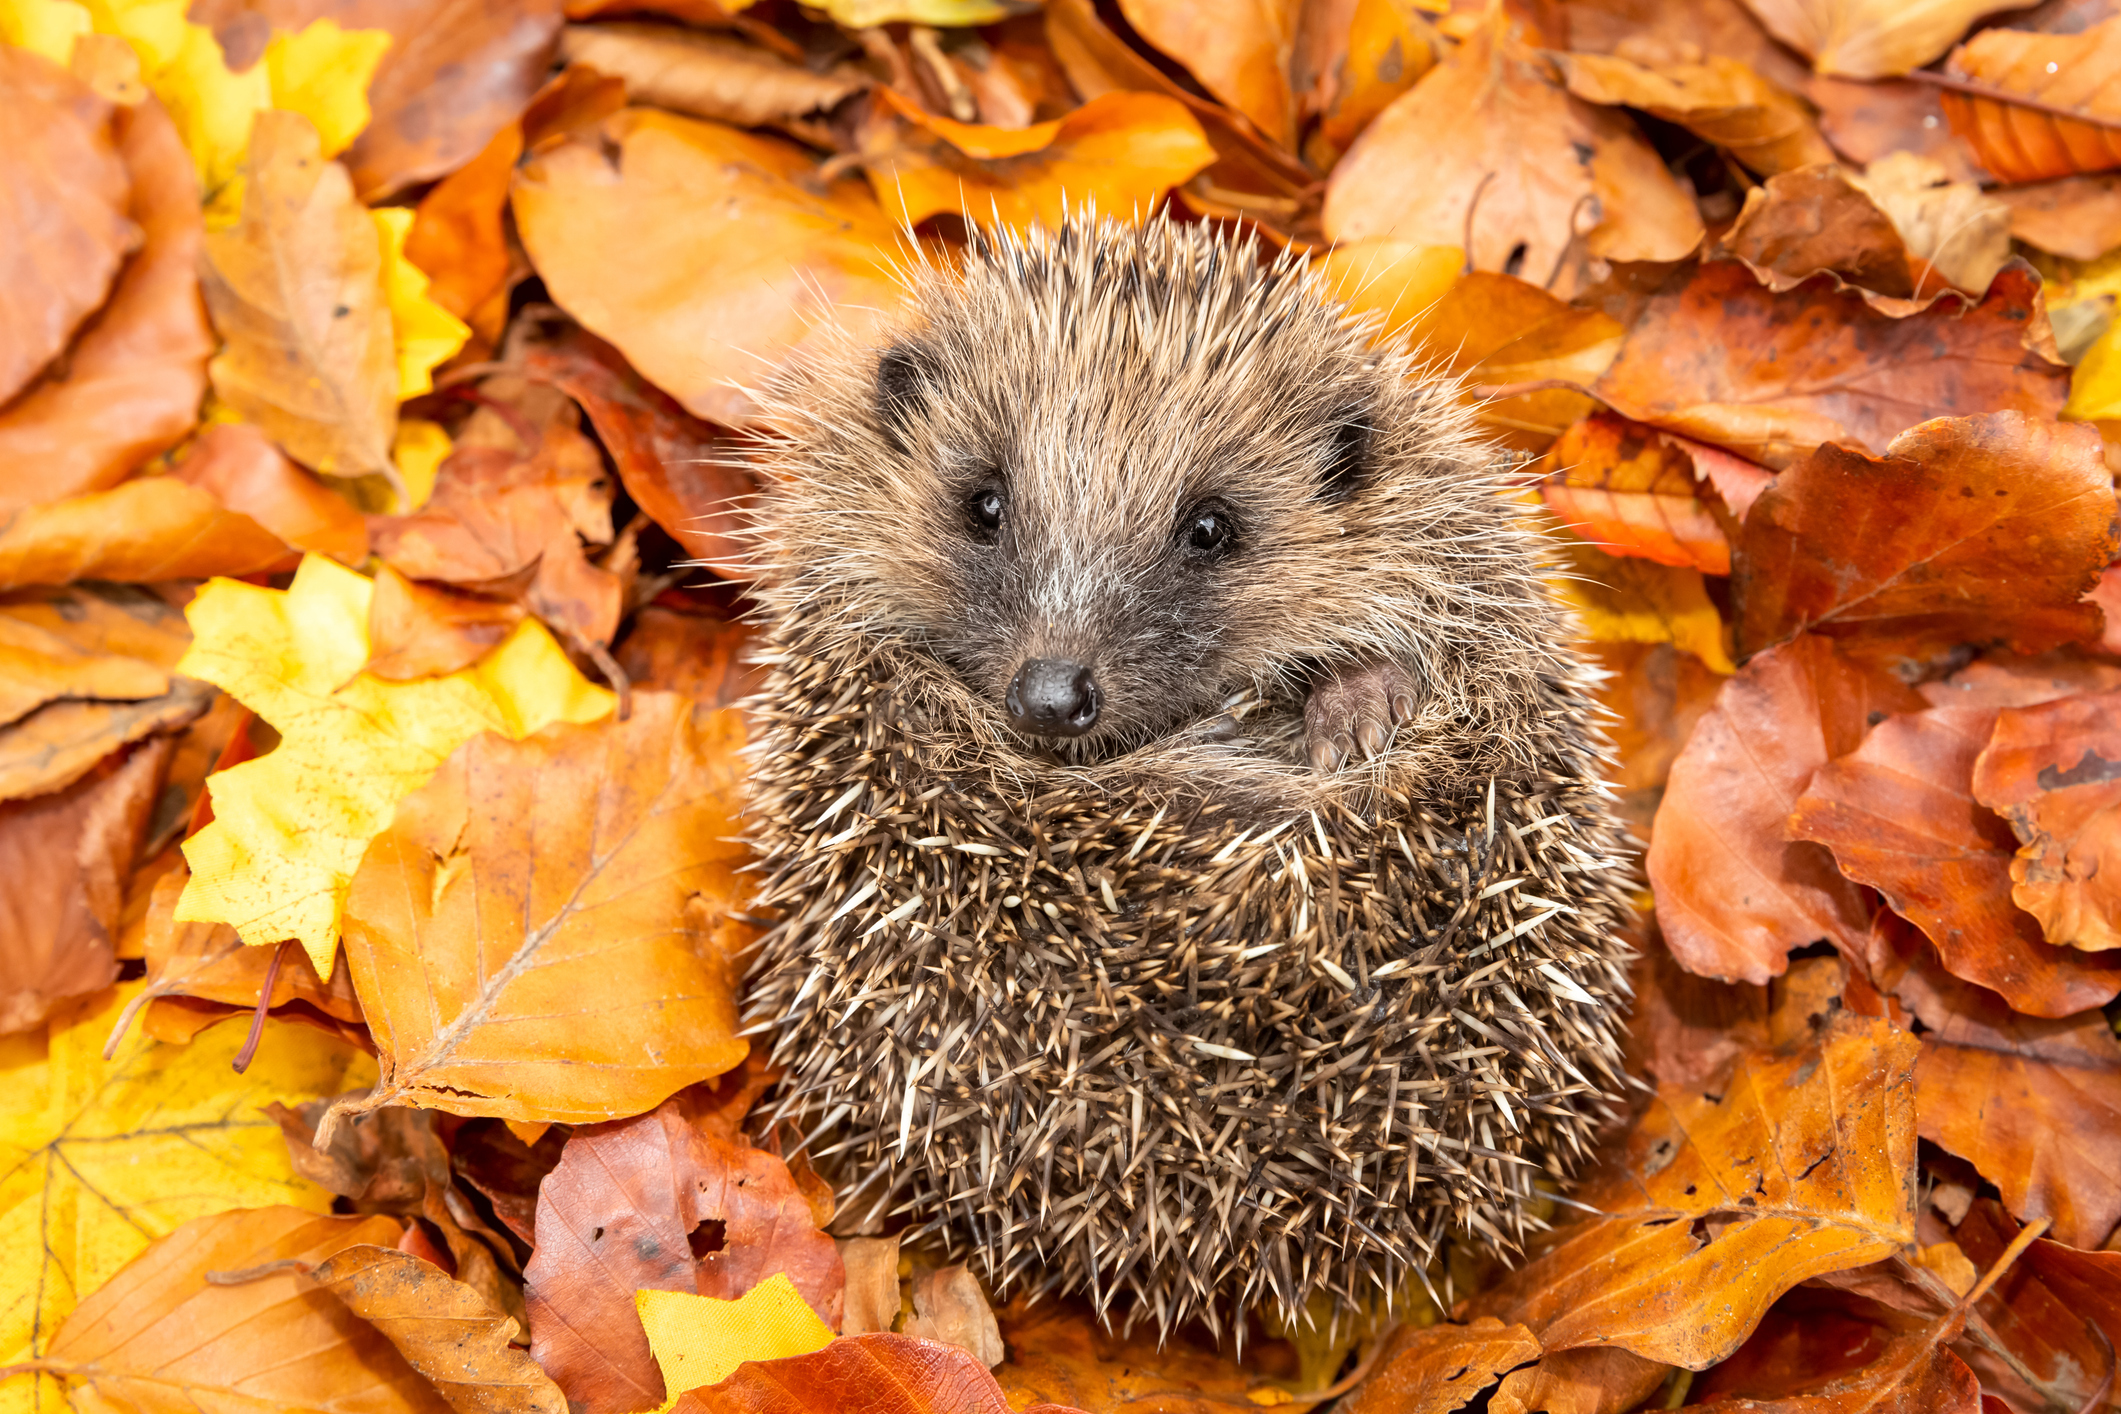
[
  {"x1": 1318, "y1": 404, "x2": 1373, "y2": 502},
  {"x1": 876, "y1": 342, "x2": 933, "y2": 454}
]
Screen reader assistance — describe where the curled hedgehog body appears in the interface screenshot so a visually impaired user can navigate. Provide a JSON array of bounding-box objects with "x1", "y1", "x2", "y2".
[{"x1": 741, "y1": 217, "x2": 1635, "y2": 1338}]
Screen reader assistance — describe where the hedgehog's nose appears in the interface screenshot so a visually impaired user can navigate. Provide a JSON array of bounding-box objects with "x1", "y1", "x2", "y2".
[{"x1": 1007, "y1": 658, "x2": 1101, "y2": 737}]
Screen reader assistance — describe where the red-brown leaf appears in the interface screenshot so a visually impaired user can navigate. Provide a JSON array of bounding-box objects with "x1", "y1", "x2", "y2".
[
  {"x1": 1973, "y1": 688, "x2": 2121, "y2": 952},
  {"x1": 677, "y1": 1333, "x2": 1088, "y2": 1414}
]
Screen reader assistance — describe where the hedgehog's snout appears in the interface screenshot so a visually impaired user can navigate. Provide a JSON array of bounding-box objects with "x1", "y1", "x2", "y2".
[{"x1": 1006, "y1": 658, "x2": 1101, "y2": 737}]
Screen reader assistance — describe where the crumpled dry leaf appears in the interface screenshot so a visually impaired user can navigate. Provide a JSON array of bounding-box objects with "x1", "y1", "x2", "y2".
[
  {"x1": 0, "y1": 981, "x2": 378, "y2": 1406},
  {"x1": 133, "y1": 865, "x2": 365, "y2": 1039},
  {"x1": 1464, "y1": 1011, "x2": 1918, "y2": 1370},
  {"x1": 1995, "y1": 173, "x2": 2121, "y2": 262},
  {"x1": 0, "y1": 738, "x2": 168, "y2": 1037},
  {"x1": 364, "y1": 563, "x2": 526, "y2": 681},
  {"x1": 0, "y1": 475, "x2": 295, "y2": 591},
  {"x1": 1739, "y1": 0, "x2": 2034, "y2": 78},
  {"x1": 1337, "y1": 1318, "x2": 1542, "y2": 1414},
  {"x1": 861, "y1": 87, "x2": 1215, "y2": 233},
  {"x1": 561, "y1": 22, "x2": 866, "y2": 127},
  {"x1": 174, "y1": 421, "x2": 370, "y2": 565},
  {"x1": 1594, "y1": 259, "x2": 2069, "y2": 470},
  {"x1": 1649, "y1": 634, "x2": 1923, "y2": 983},
  {"x1": 0, "y1": 90, "x2": 211, "y2": 514},
  {"x1": 0, "y1": 45, "x2": 137, "y2": 407},
  {"x1": 1587, "y1": 640, "x2": 1728, "y2": 844},
  {"x1": 1941, "y1": 15, "x2": 2121, "y2": 184},
  {"x1": 0, "y1": 582, "x2": 187, "y2": 730},
  {"x1": 201, "y1": 110, "x2": 399, "y2": 494},
  {"x1": 1540, "y1": 412, "x2": 1733, "y2": 574},
  {"x1": 1852, "y1": 151, "x2": 2012, "y2": 300},
  {"x1": 175, "y1": 554, "x2": 613, "y2": 971},
  {"x1": 1949, "y1": 1198, "x2": 2121, "y2": 1413},
  {"x1": 524, "y1": 1086, "x2": 843, "y2": 1413},
  {"x1": 1973, "y1": 687, "x2": 2121, "y2": 952},
  {"x1": 1323, "y1": 11, "x2": 1703, "y2": 295},
  {"x1": 311, "y1": 1243, "x2": 567, "y2": 1414},
  {"x1": 637, "y1": 1274, "x2": 837, "y2": 1407},
  {"x1": 991, "y1": 1297, "x2": 1273, "y2": 1414},
  {"x1": 513, "y1": 108, "x2": 904, "y2": 429},
  {"x1": 30, "y1": 1207, "x2": 443, "y2": 1414},
  {"x1": 1487, "y1": 1348, "x2": 1666, "y2": 1414},
  {"x1": 1115, "y1": 0, "x2": 1298, "y2": 149},
  {"x1": 1732, "y1": 413, "x2": 2117, "y2": 660},
  {"x1": 1555, "y1": 50, "x2": 1832, "y2": 176}
]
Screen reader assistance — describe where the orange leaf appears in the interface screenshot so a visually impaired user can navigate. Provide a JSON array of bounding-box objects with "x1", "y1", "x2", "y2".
[
  {"x1": 1486, "y1": 1348, "x2": 1667, "y2": 1414},
  {"x1": 1732, "y1": 413, "x2": 2117, "y2": 660},
  {"x1": 1541, "y1": 412, "x2": 1734, "y2": 573},
  {"x1": 1307, "y1": 0, "x2": 1440, "y2": 162},
  {"x1": 1584, "y1": 640, "x2": 1728, "y2": 843},
  {"x1": 1994, "y1": 173, "x2": 2121, "y2": 261},
  {"x1": 364, "y1": 564, "x2": 526, "y2": 682},
  {"x1": 1593, "y1": 260, "x2": 2068, "y2": 470},
  {"x1": 0, "y1": 477, "x2": 293, "y2": 592},
  {"x1": 1337, "y1": 1318, "x2": 1542, "y2": 1414},
  {"x1": 1648, "y1": 635, "x2": 1923, "y2": 984},
  {"x1": 1115, "y1": 0, "x2": 1299, "y2": 148},
  {"x1": 0, "y1": 46, "x2": 136, "y2": 407},
  {"x1": 992, "y1": 1297, "x2": 1272, "y2": 1414},
  {"x1": 404, "y1": 117, "x2": 522, "y2": 326},
  {"x1": 863, "y1": 88, "x2": 1214, "y2": 232},
  {"x1": 677, "y1": 1333, "x2": 1088, "y2": 1414},
  {"x1": 1941, "y1": 16, "x2": 2121, "y2": 184},
  {"x1": 1949, "y1": 1198, "x2": 2121, "y2": 1412},
  {"x1": 135, "y1": 865, "x2": 364, "y2": 1029},
  {"x1": 0, "y1": 583, "x2": 188, "y2": 737},
  {"x1": 174, "y1": 423, "x2": 370, "y2": 566},
  {"x1": 512, "y1": 108, "x2": 904, "y2": 429},
  {"x1": 559, "y1": 22, "x2": 868, "y2": 129},
  {"x1": 1973, "y1": 688, "x2": 2121, "y2": 952},
  {"x1": 0, "y1": 92, "x2": 211, "y2": 514},
  {"x1": 1554, "y1": 51, "x2": 1833, "y2": 176},
  {"x1": 615, "y1": 607, "x2": 758, "y2": 710},
  {"x1": 332, "y1": 693, "x2": 750, "y2": 1134},
  {"x1": 1741, "y1": 0, "x2": 2034, "y2": 78}
]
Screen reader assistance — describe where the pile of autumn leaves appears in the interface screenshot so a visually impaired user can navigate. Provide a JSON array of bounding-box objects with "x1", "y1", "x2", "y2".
[{"x1": 7, "y1": 0, "x2": 2121, "y2": 1410}]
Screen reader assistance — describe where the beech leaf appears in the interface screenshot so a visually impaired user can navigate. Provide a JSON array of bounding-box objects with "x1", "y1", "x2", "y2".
[
  {"x1": 1973, "y1": 688, "x2": 2121, "y2": 952},
  {"x1": 637, "y1": 1274, "x2": 836, "y2": 1409}
]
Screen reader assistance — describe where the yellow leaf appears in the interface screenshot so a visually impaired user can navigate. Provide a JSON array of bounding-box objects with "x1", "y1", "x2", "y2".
[
  {"x1": 265, "y1": 18, "x2": 391, "y2": 159},
  {"x1": 636, "y1": 1273, "x2": 835, "y2": 1411},
  {"x1": 0, "y1": 981, "x2": 377, "y2": 1414},
  {"x1": 156, "y1": 18, "x2": 270, "y2": 200},
  {"x1": 174, "y1": 554, "x2": 614, "y2": 972},
  {"x1": 1553, "y1": 536, "x2": 1736, "y2": 673},
  {"x1": 373, "y1": 208, "x2": 472, "y2": 399},
  {"x1": 392, "y1": 416, "x2": 451, "y2": 511},
  {"x1": 77, "y1": 0, "x2": 183, "y2": 70},
  {"x1": 822, "y1": 0, "x2": 1011, "y2": 24},
  {"x1": 2064, "y1": 317, "x2": 2121, "y2": 422},
  {"x1": 0, "y1": 0, "x2": 91, "y2": 64}
]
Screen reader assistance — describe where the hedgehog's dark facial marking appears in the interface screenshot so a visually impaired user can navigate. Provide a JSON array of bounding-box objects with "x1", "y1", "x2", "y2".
[{"x1": 875, "y1": 342, "x2": 932, "y2": 454}]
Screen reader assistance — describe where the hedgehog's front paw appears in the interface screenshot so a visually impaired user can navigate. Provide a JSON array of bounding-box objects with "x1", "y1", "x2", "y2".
[{"x1": 1305, "y1": 661, "x2": 1417, "y2": 771}]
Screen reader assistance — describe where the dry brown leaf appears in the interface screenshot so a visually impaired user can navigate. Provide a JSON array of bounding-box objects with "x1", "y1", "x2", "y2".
[
  {"x1": 1337, "y1": 1318, "x2": 1542, "y2": 1414},
  {"x1": 1487, "y1": 1347, "x2": 1667, "y2": 1414},
  {"x1": 332, "y1": 693, "x2": 750, "y2": 1134},
  {"x1": 1949, "y1": 1198, "x2": 2121, "y2": 1413},
  {"x1": 1565, "y1": 0, "x2": 1816, "y2": 89},
  {"x1": 1323, "y1": 11, "x2": 1703, "y2": 294},
  {"x1": 1116, "y1": 0, "x2": 1300, "y2": 149},
  {"x1": 1586, "y1": 641, "x2": 1728, "y2": 843},
  {"x1": 513, "y1": 108, "x2": 903, "y2": 429},
  {"x1": 1853, "y1": 152, "x2": 2013, "y2": 298},
  {"x1": 1648, "y1": 635, "x2": 1923, "y2": 983},
  {"x1": 1594, "y1": 259, "x2": 2069, "y2": 470},
  {"x1": 406, "y1": 118, "x2": 522, "y2": 337},
  {"x1": 1995, "y1": 173, "x2": 2121, "y2": 259},
  {"x1": 1304, "y1": 0, "x2": 1441, "y2": 164},
  {"x1": 364, "y1": 564, "x2": 526, "y2": 681},
  {"x1": 1555, "y1": 51, "x2": 1834, "y2": 175},
  {"x1": 0, "y1": 585, "x2": 184, "y2": 729},
  {"x1": 0, "y1": 476, "x2": 293, "y2": 592},
  {"x1": 1791, "y1": 704, "x2": 2121, "y2": 1016},
  {"x1": 1806, "y1": 73, "x2": 1992, "y2": 183},
  {"x1": 524, "y1": 1091, "x2": 844, "y2": 1413},
  {"x1": 1732, "y1": 413, "x2": 2117, "y2": 660},
  {"x1": 174, "y1": 422, "x2": 370, "y2": 566},
  {"x1": 991, "y1": 1296, "x2": 1282, "y2": 1413},
  {"x1": 310, "y1": 1244, "x2": 566, "y2": 1414},
  {"x1": 837, "y1": 1235, "x2": 902, "y2": 1337},
  {"x1": 0, "y1": 739, "x2": 168, "y2": 1036},
  {"x1": 1540, "y1": 412, "x2": 1733, "y2": 574},
  {"x1": 1465, "y1": 1011, "x2": 1918, "y2": 1369},
  {"x1": 902, "y1": 1266, "x2": 1004, "y2": 1370},
  {"x1": 1739, "y1": 0, "x2": 2037, "y2": 77},
  {"x1": 615, "y1": 607, "x2": 758, "y2": 711},
  {"x1": 1973, "y1": 687, "x2": 2121, "y2": 951},
  {"x1": 1942, "y1": 15, "x2": 2121, "y2": 183},
  {"x1": 0, "y1": 47, "x2": 137, "y2": 407},
  {"x1": 0, "y1": 682, "x2": 209, "y2": 808},
  {"x1": 560, "y1": 23, "x2": 867, "y2": 128},
  {"x1": 133, "y1": 866, "x2": 365, "y2": 1033},
  {"x1": 201, "y1": 110, "x2": 398, "y2": 492},
  {"x1": 677, "y1": 1333, "x2": 1084, "y2": 1414},
  {"x1": 32, "y1": 1206, "x2": 445, "y2": 1414},
  {"x1": 0, "y1": 93, "x2": 211, "y2": 514}
]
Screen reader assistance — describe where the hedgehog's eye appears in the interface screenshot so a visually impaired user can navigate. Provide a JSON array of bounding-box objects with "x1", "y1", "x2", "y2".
[
  {"x1": 965, "y1": 486, "x2": 1006, "y2": 542},
  {"x1": 1183, "y1": 502, "x2": 1236, "y2": 559}
]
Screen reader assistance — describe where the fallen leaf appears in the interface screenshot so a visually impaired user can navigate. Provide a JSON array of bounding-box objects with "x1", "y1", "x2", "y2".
[
  {"x1": 513, "y1": 108, "x2": 904, "y2": 429},
  {"x1": 1307, "y1": 0, "x2": 1439, "y2": 163},
  {"x1": 201, "y1": 110, "x2": 399, "y2": 494},
  {"x1": 616, "y1": 607, "x2": 758, "y2": 710},
  {"x1": 1688, "y1": 1285, "x2": 1909, "y2": 1405},
  {"x1": 0, "y1": 582, "x2": 186, "y2": 728},
  {"x1": 364, "y1": 563, "x2": 526, "y2": 681},
  {"x1": 638, "y1": 1274, "x2": 837, "y2": 1407},
  {"x1": 311, "y1": 1243, "x2": 567, "y2": 1414},
  {"x1": 1791, "y1": 703, "x2": 2121, "y2": 1016},
  {"x1": 1115, "y1": 0, "x2": 1298, "y2": 148},
  {"x1": 1854, "y1": 152, "x2": 2013, "y2": 300},
  {"x1": 861, "y1": 88, "x2": 1216, "y2": 232},
  {"x1": 1948, "y1": 1198, "x2": 2121, "y2": 1414},
  {"x1": 1648, "y1": 634, "x2": 1923, "y2": 983},
  {"x1": 525, "y1": 1087, "x2": 842, "y2": 1413},
  {"x1": 0, "y1": 45, "x2": 137, "y2": 407},
  {"x1": 405, "y1": 116, "x2": 521, "y2": 331},
  {"x1": 1464, "y1": 1012, "x2": 1918, "y2": 1368},
  {"x1": 175, "y1": 554, "x2": 613, "y2": 970},
  {"x1": 1540, "y1": 412, "x2": 1733, "y2": 573},
  {"x1": 1564, "y1": 0, "x2": 1816, "y2": 89},
  {"x1": 902, "y1": 1266, "x2": 1004, "y2": 1369},
  {"x1": 30, "y1": 1207, "x2": 446, "y2": 1414},
  {"x1": 1722, "y1": 163, "x2": 1955, "y2": 310},
  {"x1": 0, "y1": 91, "x2": 211, "y2": 514},
  {"x1": 680, "y1": 1332, "x2": 1085, "y2": 1414},
  {"x1": 1322, "y1": 10, "x2": 1703, "y2": 294},
  {"x1": 1337, "y1": 1318, "x2": 1542, "y2": 1414},
  {"x1": 1487, "y1": 1347, "x2": 1667, "y2": 1414},
  {"x1": 1941, "y1": 15, "x2": 2121, "y2": 183},
  {"x1": 264, "y1": 16, "x2": 393, "y2": 157},
  {"x1": 1738, "y1": 0, "x2": 2035, "y2": 77},
  {"x1": 0, "y1": 476, "x2": 295, "y2": 591},
  {"x1": 837, "y1": 1236, "x2": 901, "y2": 1337},
  {"x1": 1595, "y1": 259, "x2": 2069, "y2": 470},
  {"x1": 1550, "y1": 536, "x2": 1734, "y2": 672},
  {"x1": 1586, "y1": 640, "x2": 1728, "y2": 842},
  {"x1": 134, "y1": 865, "x2": 365, "y2": 1030},
  {"x1": 1994, "y1": 173, "x2": 2121, "y2": 261},
  {"x1": 1687, "y1": 1319, "x2": 1983, "y2": 1411},
  {"x1": 374, "y1": 206, "x2": 472, "y2": 399},
  {"x1": 0, "y1": 676, "x2": 214, "y2": 804},
  {"x1": 1805, "y1": 72, "x2": 1991, "y2": 184},
  {"x1": 0, "y1": 739, "x2": 168, "y2": 1036},
  {"x1": 174, "y1": 421, "x2": 370, "y2": 565},
  {"x1": 991, "y1": 1296, "x2": 1273, "y2": 1414},
  {"x1": 1973, "y1": 687, "x2": 2121, "y2": 951},
  {"x1": 0, "y1": 981, "x2": 378, "y2": 1404},
  {"x1": 1555, "y1": 51, "x2": 1833, "y2": 176},
  {"x1": 1731, "y1": 413, "x2": 2117, "y2": 659},
  {"x1": 449, "y1": 1117, "x2": 568, "y2": 1248},
  {"x1": 1892, "y1": 956, "x2": 2121, "y2": 1252},
  {"x1": 561, "y1": 22, "x2": 866, "y2": 128}
]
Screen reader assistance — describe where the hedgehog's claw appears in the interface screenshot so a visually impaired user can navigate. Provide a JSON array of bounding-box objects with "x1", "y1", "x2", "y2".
[{"x1": 1304, "y1": 660, "x2": 1418, "y2": 772}]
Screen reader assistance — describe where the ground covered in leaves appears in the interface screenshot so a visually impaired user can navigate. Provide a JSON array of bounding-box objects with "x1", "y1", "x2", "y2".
[{"x1": 2, "y1": 0, "x2": 2121, "y2": 1410}]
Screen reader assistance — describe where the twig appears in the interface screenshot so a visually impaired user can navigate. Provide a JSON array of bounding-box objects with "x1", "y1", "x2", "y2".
[
  {"x1": 1903, "y1": 68, "x2": 2121, "y2": 131},
  {"x1": 231, "y1": 940, "x2": 291, "y2": 1074}
]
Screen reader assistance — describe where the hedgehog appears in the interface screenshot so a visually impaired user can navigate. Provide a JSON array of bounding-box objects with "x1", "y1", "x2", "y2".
[{"x1": 737, "y1": 215, "x2": 1637, "y2": 1340}]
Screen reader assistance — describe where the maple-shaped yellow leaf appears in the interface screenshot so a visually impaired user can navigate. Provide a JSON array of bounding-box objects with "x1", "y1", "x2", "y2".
[
  {"x1": 637, "y1": 1274, "x2": 835, "y2": 1411},
  {"x1": 0, "y1": 981, "x2": 376, "y2": 1414},
  {"x1": 175, "y1": 554, "x2": 614, "y2": 972},
  {"x1": 0, "y1": 0, "x2": 91, "y2": 63},
  {"x1": 265, "y1": 17, "x2": 390, "y2": 159},
  {"x1": 374, "y1": 208, "x2": 472, "y2": 399},
  {"x1": 392, "y1": 417, "x2": 451, "y2": 511}
]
